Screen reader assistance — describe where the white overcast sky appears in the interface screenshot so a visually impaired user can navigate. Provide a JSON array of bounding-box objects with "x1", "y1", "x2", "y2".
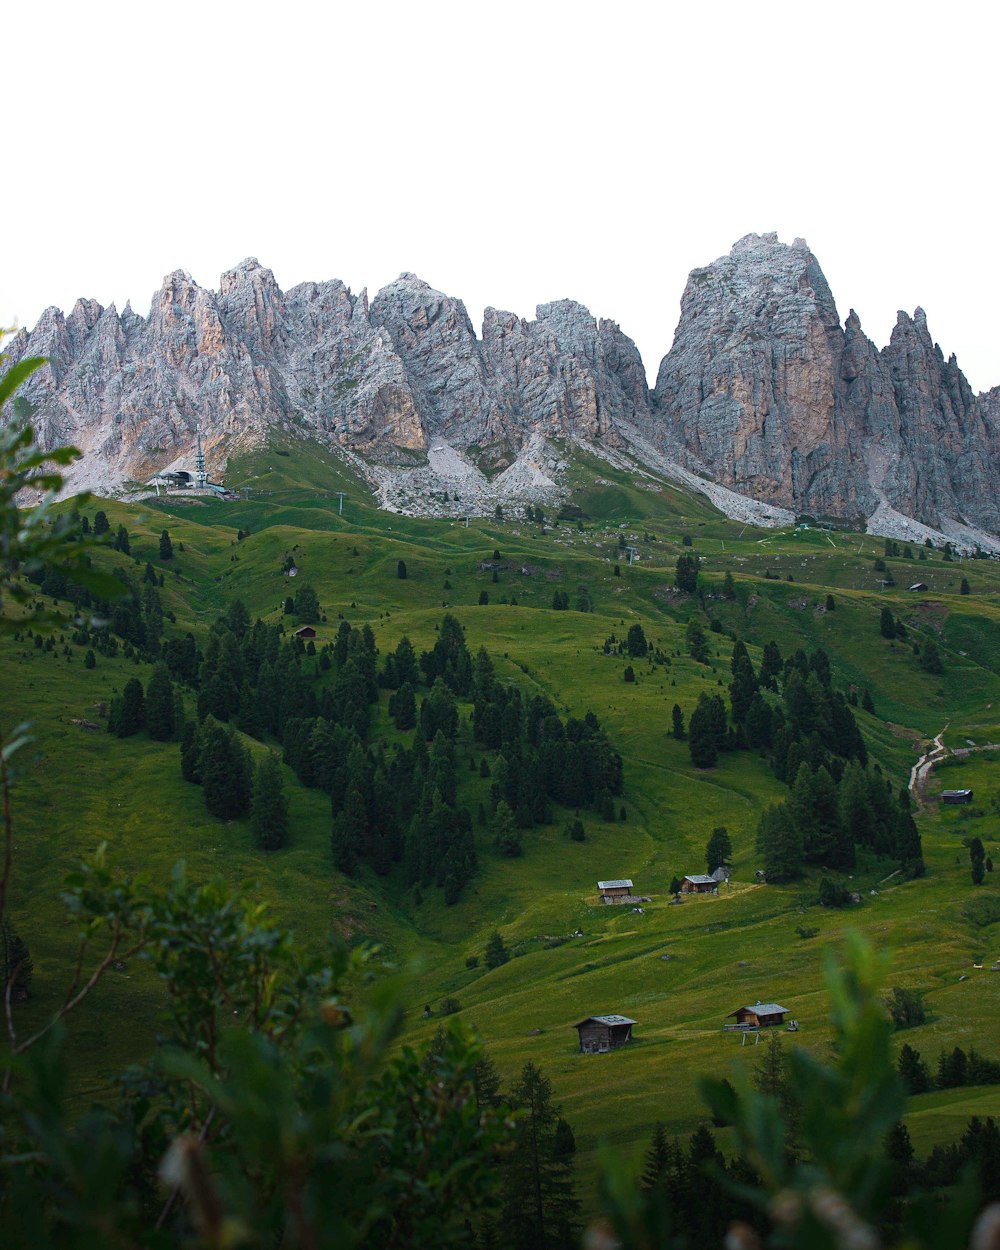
[{"x1": 3, "y1": 1, "x2": 997, "y2": 391}]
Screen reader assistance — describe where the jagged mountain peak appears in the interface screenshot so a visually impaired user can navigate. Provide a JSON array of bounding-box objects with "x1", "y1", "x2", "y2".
[{"x1": 5, "y1": 238, "x2": 1000, "y2": 544}]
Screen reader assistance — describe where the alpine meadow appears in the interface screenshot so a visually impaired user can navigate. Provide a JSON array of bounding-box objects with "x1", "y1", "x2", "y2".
[{"x1": 3, "y1": 415, "x2": 1000, "y2": 1247}]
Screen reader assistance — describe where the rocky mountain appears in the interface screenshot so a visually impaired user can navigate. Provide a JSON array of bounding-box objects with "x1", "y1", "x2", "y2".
[
  {"x1": 6, "y1": 236, "x2": 999, "y2": 541},
  {"x1": 650, "y1": 234, "x2": 1000, "y2": 539}
]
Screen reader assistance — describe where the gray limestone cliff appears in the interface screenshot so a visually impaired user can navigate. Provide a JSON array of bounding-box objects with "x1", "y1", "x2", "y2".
[
  {"x1": 5, "y1": 238, "x2": 999, "y2": 535},
  {"x1": 650, "y1": 233, "x2": 1000, "y2": 532},
  {"x1": 4, "y1": 263, "x2": 640, "y2": 495}
]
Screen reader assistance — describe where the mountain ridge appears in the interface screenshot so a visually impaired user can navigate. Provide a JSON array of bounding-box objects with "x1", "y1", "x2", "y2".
[{"x1": 6, "y1": 234, "x2": 999, "y2": 543}]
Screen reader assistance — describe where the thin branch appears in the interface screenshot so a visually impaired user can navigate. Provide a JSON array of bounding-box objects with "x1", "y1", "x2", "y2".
[{"x1": 13, "y1": 935, "x2": 147, "y2": 1056}]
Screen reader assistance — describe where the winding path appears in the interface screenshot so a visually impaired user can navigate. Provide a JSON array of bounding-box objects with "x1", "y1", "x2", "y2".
[
  {"x1": 909, "y1": 726, "x2": 949, "y2": 802},
  {"x1": 909, "y1": 725, "x2": 1000, "y2": 803}
]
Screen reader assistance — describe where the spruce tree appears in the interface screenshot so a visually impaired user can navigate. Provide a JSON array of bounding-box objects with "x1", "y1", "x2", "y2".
[
  {"x1": 671, "y1": 703, "x2": 685, "y2": 740},
  {"x1": 705, "y1": 826, "x2": 732, "y2": 873},
  {"x1": 501, "y1": 1062, "x2": 579, "y2": 1250},
  {"x1": 920, "y1": 638, "x2": 944, "y2": 674},
  {"x1": 200, "y1": 719, "x2": 252, "y2": 819},
  {"x1": 484, "y1": 930, "x2": 509, "y2": 969},
  {"x1": 674, "y1": 553, "x2": 699, "y2": 593},
  {"x1": 397, "y1": 559, "x2": 407, "y2": 579},
  {"x1": 159, "y1": 529, "x2": 173, "y2": 560},
  {"x1": 250, "y1": 754, "x2": 290, "y2": 852},
  {"x1": 879, "y1": 607, "x2": 896, "y2": 639},
  {"x1": 93, "y1": 509, "x2": 110, "y2": 535},
  {"x1": 688, "y1": 695, "x2": 719, "y2": 768},
  {"x1": 756, "y1": 803, "x2": 804, "y2": 882},
  {"x1": 294, "y1": 584, "x2": 320, "y2": 623},
  {"x1": 145, "y1": 664, "x2": 175, "y2": 741}
]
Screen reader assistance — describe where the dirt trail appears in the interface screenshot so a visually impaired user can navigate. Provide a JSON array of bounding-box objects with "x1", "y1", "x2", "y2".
[
  {"x1": 909, "y1": 726, "x2": 1000, "y2": 803},
  {"x1": 909, "y1": 726, "x2": 949, "y2": 801}
]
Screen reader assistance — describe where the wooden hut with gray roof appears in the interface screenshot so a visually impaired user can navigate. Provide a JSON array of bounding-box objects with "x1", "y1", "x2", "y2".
[
  {"x1": 573, "y1": 1014, "x2": 637, "y2": 1053},
  {"x1": 725, "y1": 1001, "x2": 789, "y2": 1030},
  {"x1": 598, "y1": 879, "x2": 638, "y2": 904}
]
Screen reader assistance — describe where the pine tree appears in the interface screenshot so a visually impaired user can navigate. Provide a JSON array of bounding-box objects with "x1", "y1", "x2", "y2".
[
  {"x1": 159, "y1": 529, "x2": 173, "y2": 560},
  {"x1": 756, "y1": 803, "x2": 804, "y2": 883},
  {"x1": 674, "y1": 553, "x2": 699, "y2": 593},
  {"x1": 897, "y1": 1042, "x2": 932, "y2": 1094},
  {"x1": 93, "y1": 509, "x2": 110, "y2": 535},
  {"x1": 493, "y1": 799, "x2": 521, "y2": 857},
  {"x1": 970, "y1": 836, "x2": 986, "y2": 885},
  {"x1": 960, "y1": 577, "x2": 971, "y2": 595},
  {"x1": 484, "y1": 930, "x2": 509, "y2": 969},
  {"x1": 397, "y1": 559, "x2": 407, "y2": 579},
  {"x1": 250, "y1": 753, "x2": 290, "y2": 852},
  {"x1": 145, "y1": 664, "x2": 175, "y2": 741},
  {"x1": 920, "y1": 638, "x2": 944, "y2": 675},
  {"x1": 501, "y1": 1062, "x2": 580, "y2": 1250},
  {"x1": 705, "y1": 826, "x2": 732, "y2": 873},
  {"x1": 626, "y1": 624, "x2": 648, "y2": 657},
  {"x1": 688, "y1": 694, "x2": 719, "y2": 768},
  {"x1": 113, "y1": 524, "x2": 130, "y2": 554},
  {"x1": 110, "y1": 677, "x2": 146, "y2": 737},
  {"x1": 294, "y1": 584, "x2": 320, "y2": 623},
  {"x1": 686, "y1": 619, "x2": 710, "y2": 664},
  {"x1": 180, "y1": 720, "x2": 202, "y2": 783},
  {"x1": 880, "y1": 607, "x2": 896, "y2": 639},
  {"x1": 671, "y1": 703, "x2": 685, "y2": 740},
  {"x1": 200, "y1": 719, "x2": 252, "y2": 819}
]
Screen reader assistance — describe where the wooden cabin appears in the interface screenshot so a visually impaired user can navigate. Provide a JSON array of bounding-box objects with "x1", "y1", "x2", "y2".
[
  {"x1": 573, "y1": 1014, "x2": 636, "y2": 1053},
  {"x1": 726, "y1": 1001, "x2": 788, "y2": 1029},
  {"x1": 907, "y1": 582, "x2": 928, "y2": 592},
  {"x1": 598, "y1": 879, "x2": 634, "y2": 903},
  {"x1": 942, "y1": 789, "x2": 973, "y2": 804},
  {"x1": 293, "y1": 625, "x2": 318, "y2": 639},
  {"x1": 681, "y1": 874, "x2": 717, "y2": 894}
]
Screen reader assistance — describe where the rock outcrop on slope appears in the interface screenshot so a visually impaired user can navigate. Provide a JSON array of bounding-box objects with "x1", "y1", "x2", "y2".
[
  {"x1": 650, "y1": 233, "x2": 1000, "y2": 534},
  {"x1": 4, "y1": 236, "x2": 999, "y2": 537}
]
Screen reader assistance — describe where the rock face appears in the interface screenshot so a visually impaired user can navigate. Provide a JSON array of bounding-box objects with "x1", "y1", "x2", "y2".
[
  {"x1": 4, "y1": 263, "x2": 644, "y2": 496},
  {"x1": 650, "y1": 233, "x2": 1000, "y2": 533},
  {"x1": 5, "y1": 237, "x2": 1000, "y2": 535}
]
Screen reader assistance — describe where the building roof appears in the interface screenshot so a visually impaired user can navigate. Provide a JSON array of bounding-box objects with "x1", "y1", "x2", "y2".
[
  {"x1": 684, "y1": 874, "x2": 717, "y2": 884},
  {"x1": 907, "y1": 582, "x2": 928, "y2": 591},
  {"x1": 597, "y1": 879, "x2": 633, "y2": 890},
  {"x1": 942, "y1": 789, "x2": 973, "y2": 797},
  {"x1": 729, "y1": 1003, "x2": 789, "y2": 1017},
  {"x1": 573, "y1": 1015, "x2": 637, "y2": 1028}
]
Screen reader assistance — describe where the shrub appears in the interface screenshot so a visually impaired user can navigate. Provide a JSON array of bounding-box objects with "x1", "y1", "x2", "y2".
[{"x1": 884, "y1": 986, "x2": 926, "y2": 1029}]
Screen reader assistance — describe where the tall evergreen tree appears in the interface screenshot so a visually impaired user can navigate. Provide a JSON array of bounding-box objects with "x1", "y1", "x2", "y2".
[
  {"x1": 756, "y1": 803, "x2": 804, "y2": 883},
  {"x1": 145, "y1": 664, "x2": 175, "y2": 741},
  {"x1": 705, "y1": 826, "x2": 732, "y2": 873},
  {"x1": 501, "y1": 1062, "x2": 579, "y2": 1250},
  {"x1": 294, "y1": 584, "x2": 320, "y2": 623},
  {"x1": 688, "y1": 694, "x2": 719, "y2": 768},
  {"x1": 159, "y1": 529, "x2": 173, "y2": 560},
  {"x1": 200, "y1": 718, "x2": 252, "y2": 819},
  {"x1": 671, "y1": 703, "x2": 685, "y2": 740},
  {"x1": 250, "y1": 753, "x2": 290, "y2": 852}
]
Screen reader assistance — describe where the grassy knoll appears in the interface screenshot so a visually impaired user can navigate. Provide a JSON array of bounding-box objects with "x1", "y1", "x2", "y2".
[{"x1": 5, "y1": 440, "x2": 1000, "y2": 1209}]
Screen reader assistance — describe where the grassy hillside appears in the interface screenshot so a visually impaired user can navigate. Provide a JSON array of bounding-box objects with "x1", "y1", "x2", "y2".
[{"x1": 4, "y1": 439, "x2": 1000, "y2": 1207}]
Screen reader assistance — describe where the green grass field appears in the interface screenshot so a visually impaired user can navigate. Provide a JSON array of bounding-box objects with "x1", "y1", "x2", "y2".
[{"x1": 5, "y1": 438, "x2": 1000, "y2": 1209}]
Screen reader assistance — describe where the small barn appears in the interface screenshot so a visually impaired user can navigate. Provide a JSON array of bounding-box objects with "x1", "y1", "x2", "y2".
[
  {"x1": 293, "y1": 626, "x2": 318, "y2": 640},
  {"x1": 573, "y1": 1014, "x2": 636, "y2": 1053},
  {"x1": 942, "y1": 789, "x2": 973, "y2": 804},
  {"x1": 598, "y1": 879, "x2": 634, "y2": 903},
  {"x1": 710, "y1": 866, "x2": 731, "y2": 884},
  {"x1": 726, "y1": 1001, "x2": 788, "y2": 1029},
  {"x1": 681, "y1": 874, "x2": 717, "y2": 894},
  {"x1": 907, "y1": 582, "x2": 928, "y2": 592}
]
